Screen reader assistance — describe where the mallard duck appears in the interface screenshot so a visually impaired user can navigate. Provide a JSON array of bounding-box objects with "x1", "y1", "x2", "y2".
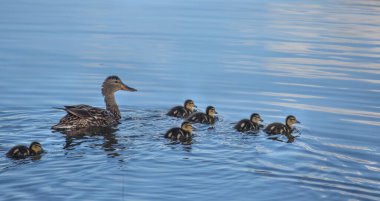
[
  {"x1": 52, "y1": 75, "x2": 137, "y2": 131},
  {"x1": 164, "y1": 121, "x2": 193, "y2": 142},
  {"x1": 167, "y1": 99, "x2": 197, "y2": 118},
  {"x1": 6, "y1": 142, "x2": 43, "y2": 159},
  {"x1": 264, "y1": 115, "x2": 300, "y2": 135},
  {"x1": 186, "y1": 106, "x2": 218, "y2": 125},
  {"x1": 234, "y1": 113, "x2": 263, "y2": 133}
]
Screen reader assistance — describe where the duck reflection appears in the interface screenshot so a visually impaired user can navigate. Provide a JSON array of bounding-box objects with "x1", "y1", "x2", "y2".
[
  {"x1": 31, "y1": 154, "x2": 43, "y2": 161},
  {"x1": 55, "y1": 127, "x2": 123, "y2": 156},
  {"x1": 267, "y1": 133, "x2": 296, "y2": 143},
  {"x1": 165, "y1": 142, "x2": 193, "y2": 153}
]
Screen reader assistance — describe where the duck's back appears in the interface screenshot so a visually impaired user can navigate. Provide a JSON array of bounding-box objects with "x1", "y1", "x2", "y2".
[
  {"x1": 6, "y1": 145, "x2": 29, "y2": 159},
  {"x1": 186, "y1": 112, "x2": 210, "y2": 124},
  {"x1": 167, "y1": 106, "x2": 189, "y2": 118},
  {"x1": 235, "y1": 119, "x2": 259, "y2": 132},
  {"x1": 264, "y1": 122, "x2": 290, "y2": 135},
  {"x1": 164, "y1": 127, "x2": 191, "y2": 142},
  {"x1": 52, "y1": 104, "x2": 118, "y2": 130}
]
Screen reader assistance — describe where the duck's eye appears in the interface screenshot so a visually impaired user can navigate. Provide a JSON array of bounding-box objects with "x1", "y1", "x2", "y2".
[{"x1": 114, "y1": 80, "x2": 119, "y2": 83}]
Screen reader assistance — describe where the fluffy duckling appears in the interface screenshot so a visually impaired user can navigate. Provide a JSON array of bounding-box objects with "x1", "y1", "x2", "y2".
[
  {"x1": 264, "y1": 115, "x2": 300, "y2": 135},
  {"x1": 6, "y1": 142, "x2": 43, "y2": 159},
  {"x1": 164, "y1": 121, "x2": 193, "y2": 142},
  {"x1": 167, "y1": 99, "x2": 197, "y2": 118},
  {"x1": 52, "y1": 75, "x2": 137, "y2": 131},
  {"x1": 186, "y1": 106, "x2": 218, "y2": 125},
  {"x1": 234, "y1": 113, "x2": 263, "y2": 133}
]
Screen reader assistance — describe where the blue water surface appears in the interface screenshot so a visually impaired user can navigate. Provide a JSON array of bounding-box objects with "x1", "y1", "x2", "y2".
[{"x1": 1, "y1": 0, "x2": 380, "y2": 200}]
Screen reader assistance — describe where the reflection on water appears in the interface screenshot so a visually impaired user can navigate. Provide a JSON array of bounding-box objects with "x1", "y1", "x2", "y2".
[
  {"x1": 267, "y1": 133, "x2": 296, "y2": 143},
  {"x1": 1, "y1": 0, "x2": 380, "y2": 201},
  {"x1": 341, "y1": 119, "x2": 380, "y2": 127},
  {"x1": 61, "y1": 128, "x2": 119, "y2": 150},
  {"x1": 262, "y1": 101, "x2": 380, "y2": 120}
]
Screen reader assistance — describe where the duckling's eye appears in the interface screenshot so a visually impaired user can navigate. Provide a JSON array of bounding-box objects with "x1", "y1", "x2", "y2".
[{"x1": 114, "y1": 80, "x2": 119, "y2": 83}]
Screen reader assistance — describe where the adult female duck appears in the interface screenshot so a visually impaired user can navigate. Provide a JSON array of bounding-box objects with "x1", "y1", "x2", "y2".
[{"x1": 52, "y1": 75, "x2": 137, "y2": 131}]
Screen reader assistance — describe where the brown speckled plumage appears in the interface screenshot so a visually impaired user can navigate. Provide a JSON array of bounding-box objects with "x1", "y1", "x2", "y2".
[{"x1": 52, "y1": 76, "x2": 137, "y2": 131}]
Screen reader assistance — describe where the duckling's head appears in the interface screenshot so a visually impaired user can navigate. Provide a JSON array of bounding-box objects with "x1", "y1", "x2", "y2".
[
  {"x1": 184, "y1": 99, "x2": 197, "y2": 112},
  {"x1": 29, "y1": 142, "x2": 43, "y2": 155},
  {"x1": 206, "y1": 106, "x2": 218, "y2": 117},
  {"x1": 102, "y1": 75, "x2": 137, "y2": 96},
  {"x1": 181, "y1": 121, "x2": 193, "y2": 133},
  {"x1": 250, "y1": 113, "x2": 263, "y2": 124},
  {"x1": 286, "y1": 115, "x2": 300, "y2": 128}
]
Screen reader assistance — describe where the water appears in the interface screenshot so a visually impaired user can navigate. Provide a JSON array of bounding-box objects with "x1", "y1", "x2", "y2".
[{"x1": 1, "y1": 0, "x2": 380, "y2": 200}]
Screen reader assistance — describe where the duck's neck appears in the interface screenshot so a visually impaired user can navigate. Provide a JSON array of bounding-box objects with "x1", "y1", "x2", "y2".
[
  {"x1": 208, "y1": 115, "x2": 216, "y2": 125},
  {"x1": 252, "y1": 121, "x2": 259, "y2": 126},
  {"x1": 286, "y1": 119, "x2": 292, "y2": 127},
  {"x1": 185, "y1": 108, "x2": 193, "y2": 115},
  {"x1": 104, "y1": 93, "x2": 121, "y2": 120},
  {"x1": 286, "y1": 123, "x2": 293, "y2": 131}
]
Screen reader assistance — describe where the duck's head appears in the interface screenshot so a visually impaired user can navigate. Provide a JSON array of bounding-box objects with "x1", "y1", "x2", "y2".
[
  {"x1": 250, "y1": 113, "x2": 263, "y2": 124},
  {"x1": 206, "y1": 106, "x2": 218, "y2": 117},
  {"x1": 102, "y1": 75, "x2": 137, "y2": 96},
  {"x1": 29, "y1": 142, "x2": 43, "y2": 155},
  {"x1": 181, "y1": 121, "x2": 193, "y2": 133},
  {"x1": 184, "y1": 99, "x2": 197, "y2": 112},
  {"x1": 286, "y1": 115, "x2": 300, "y2": 128}
]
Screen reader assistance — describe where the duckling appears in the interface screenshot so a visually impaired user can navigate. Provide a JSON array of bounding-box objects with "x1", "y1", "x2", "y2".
[
  {"x1": 6, "y1": 142, "x2": 43, "y2": 159},
  {"x1": 52, "y1": 75, "x2": 137, "y2": 131},
  {"x1": 164, "y1": 121, "x2": 193, "y2": 142},
  {"x1": 234, "y1": 113, "x2": 263, "y2": 133},
  {"x1": 264, "y1": 115, "x2": 300, "y2": 135},
  {"x1": 186, "y1": 106, "x2": 218, "y2": 125},
  {"x1": 167, "y1": 99, "x2": 197, "y2": 118}
]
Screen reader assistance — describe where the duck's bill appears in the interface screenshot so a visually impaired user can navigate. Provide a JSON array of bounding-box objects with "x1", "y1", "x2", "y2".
[
  {"x1": 296, "y1": 120, "x2": 301, "y2": 124},
  {"x1": 121, "y1": 83, "x2": 137, "y2": 92},
  {"x1": 260, "y1": 119, "x2": 264, "y2": 122}
]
